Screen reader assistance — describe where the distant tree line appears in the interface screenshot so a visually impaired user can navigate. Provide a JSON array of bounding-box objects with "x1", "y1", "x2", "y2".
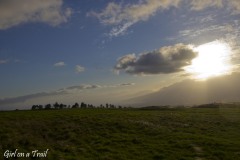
[{"x1": 31, "y1": 102, "x2": 124, "y2": 110}]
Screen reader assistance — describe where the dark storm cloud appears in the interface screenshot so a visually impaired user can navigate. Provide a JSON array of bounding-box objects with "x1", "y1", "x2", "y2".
[{"x1": 114, "y1": 44, "x2": 197, "y2": 75}]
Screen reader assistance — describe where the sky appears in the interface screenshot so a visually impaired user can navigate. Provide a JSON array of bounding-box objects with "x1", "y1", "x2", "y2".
[{"x1": 0, "y1": 0, "x2": 240, "y2": 110}]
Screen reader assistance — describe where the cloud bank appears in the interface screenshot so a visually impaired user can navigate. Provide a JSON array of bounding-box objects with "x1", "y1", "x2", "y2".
[
  {"x1": 114, "y1": 44, "x2": 197, "y2": 75},
  {"x1": 0, "y1": 83, "x2": 135, "y2": 109},
  {"x1": 0, "y1": 0, "x2": 72, "y2": 30},
  {"x1": 0, "y1": 90, "x2": 67, "y2": 106}
]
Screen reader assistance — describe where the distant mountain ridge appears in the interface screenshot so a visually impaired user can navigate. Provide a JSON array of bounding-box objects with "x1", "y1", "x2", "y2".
[{"x1": 132, "y1": 72, "x2": 240, "y2": 106}]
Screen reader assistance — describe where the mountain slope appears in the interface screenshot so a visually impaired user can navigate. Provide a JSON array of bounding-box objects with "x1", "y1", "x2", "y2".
[{"x1": 132, "y1": 72, "x2": 240, "y2": 106}]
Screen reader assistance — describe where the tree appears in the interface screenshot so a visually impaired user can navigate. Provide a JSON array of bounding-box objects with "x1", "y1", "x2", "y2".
[
  {"x1": 81, "y1": 102, "x2": 87, "y2": 108},
  {"x1": 59, "y1": 103, "x2": 64, "y2": 109},
  {"x1": 72, "y1": 102, "x2": 79, "y2": 108},
  {"x1": 110, "y1": 104, "x2": 115, "y2": 108},
  {"x1": 38, "y1": 105, "x2": 43, "y2": 110},
  {"x1": 45, "y1": 104, "x2": 51, "y2": 110},
  {"x1": 53, "y1": 102, "x2": 60, "y2": 109},
  {"x1": 31, "y1": 105, "x2": 37, "y2": 110},
  {"x1": 88, "y1": 104, "x2": 94, "y2": 108}
]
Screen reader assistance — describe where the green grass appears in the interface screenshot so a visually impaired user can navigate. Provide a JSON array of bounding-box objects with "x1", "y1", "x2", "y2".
[{"x1": 0, "y1": 107, "x2": 240, "y2": 159}]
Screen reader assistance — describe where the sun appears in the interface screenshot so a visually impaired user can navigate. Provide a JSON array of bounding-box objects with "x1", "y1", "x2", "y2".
[{"x1": 185, "y1": 40, "x2": 233, "y2": 80}]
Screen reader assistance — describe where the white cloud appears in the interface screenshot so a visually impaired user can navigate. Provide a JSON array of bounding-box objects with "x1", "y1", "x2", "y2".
[
  {"x1": 0, "y1": 0, "x2": 72, "y2": 30},
  {"x1": 189, "y1": 0, "x2": 240, "y2": 14},
  {"x1": 75, "y1": 65, "x2": 85, "y2": 73},
  {"x1": 89, "y1": 0, "x2": 181, "y2": 37},
  {"x1": 119, "y1": 83, "x2": 135, "y2": 86},
  {"x1": 54, "y1": 61, "x2": 66, "y2": 67},
  {"x1": 66, "y1": 84, "x2": 101, "y2": 90},
  {"x1": 0, "y1": 59, "x2": 8, "y2": 64},
  {"x1": 0, "y1": 59, "x2": 25, "y2": 64},
  {"x1": 228, "y1": 0, "x2": 240, "y2": 14},
  {"x1": 190, "y1": 0, "x2": 223, "y2": 10},
  {"x1": 176, "y1": 21, "x2": 240, "y2": 48},
  {"x1": 89, "y1": 0, "x2": 240, "y2": 37},
  {"x1": 179, "y1": 24, "x2": 235, "y2": 38},
  {"x1": 109, "y1": 22, "x2": 134, "y2": 37},
  {"x1": 65, "y1": 83, "x2": 135, "y2": 91}
]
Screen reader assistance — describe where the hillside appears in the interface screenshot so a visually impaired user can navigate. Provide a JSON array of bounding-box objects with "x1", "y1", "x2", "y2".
[
  {"x1": 132, "y1": 73, "x2": 240, "y2": 106},
  {"x1": 0, "y1": 107, "x2": 240, "y2": 159}
]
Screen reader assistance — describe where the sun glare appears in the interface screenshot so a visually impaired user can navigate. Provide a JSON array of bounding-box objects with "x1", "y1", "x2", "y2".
[{"x1": 185, "y1": 40, "x2": 232, "y2": 80}]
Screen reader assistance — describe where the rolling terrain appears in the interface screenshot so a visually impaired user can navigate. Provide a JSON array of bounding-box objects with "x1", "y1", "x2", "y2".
[{"x1": 0, "y1": 106, "x2": 240, "y2": 159}]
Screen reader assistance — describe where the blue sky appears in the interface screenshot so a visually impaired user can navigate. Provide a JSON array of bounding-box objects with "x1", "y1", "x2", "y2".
[{"x1": 0, "y1": 0, "x2": 240, "y2": 110}]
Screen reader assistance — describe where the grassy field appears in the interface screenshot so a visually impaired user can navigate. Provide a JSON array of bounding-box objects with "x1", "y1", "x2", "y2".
[{"x1": 0, "y1": 106, "x2": 240, "y2": 160}]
